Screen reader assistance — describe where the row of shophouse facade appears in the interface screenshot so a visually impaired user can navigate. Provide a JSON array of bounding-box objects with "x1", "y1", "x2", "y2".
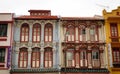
[{"x1": 0, "y1": 6, "x2": 120, "y2": 74}]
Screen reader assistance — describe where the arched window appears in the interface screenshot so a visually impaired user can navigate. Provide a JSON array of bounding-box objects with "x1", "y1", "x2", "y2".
[
  {"x1": 31, "y1": 48, "x2": 40, "y2": 68},
  {"x1": 18, "y1": 48, "x2": 28, "y2": 68},
  {"x1": 92, "y1": 48, "x2": 100, "y2": 68},
  {"x1": 66, "y1": 25, "x2": 75, "y2": 42},
  {"x1": 44, "y1": 48, "x2": 53, "y2": 68},
  {"x1": 79, "y1": 25, "x2": 86, "y2": 41},
  {"x1": 21, "y1": 24, "x2": 29, "y2": 42},
  {"x1": 66, "y1": 48, "x2": 75, "y2": 67},
  {"x1": 32, "y1": 23, "x2": 41, "y2": 42},
  {"x1": 80, "y1": 48, "x2": 87, "y2": 68},
  {"x1": 44, "y1": 23, "x2": 53, "y2": 42}
]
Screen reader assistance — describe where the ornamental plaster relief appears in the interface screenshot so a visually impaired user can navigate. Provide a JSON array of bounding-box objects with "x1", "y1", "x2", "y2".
[
  {"x1": 15, "y1": 41, "x2": 20, "y2": 47},
  {"x1": 32, "y1": 20, "x2": 42, "y2": 25},
  {"x1": 19, "y1": 43, "x2": 28, "y2": 48},
  {"x1": 44, "y1": 42, "x2": 53, "y2": 48},
  {"x1": 31, "y1": 43, "x2": 41, "y2": 48},
  {"x1": 15, "y1": 20, "x2": 30, "y2": 27},
  {"x1": 44, "y1": 20, "x2": 56, "y2": 25}
]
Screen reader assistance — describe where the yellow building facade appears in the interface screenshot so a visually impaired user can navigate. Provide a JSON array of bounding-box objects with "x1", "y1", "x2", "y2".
[{"x1": 103, "y1": 6, "x2": 120, "y2": 74}]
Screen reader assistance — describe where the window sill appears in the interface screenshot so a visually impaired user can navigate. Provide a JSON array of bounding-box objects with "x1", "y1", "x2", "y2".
[
  {"x1": 0, "y1": 37, "x2": 7, "y2": 41},
  {"x1": 0, "y1": 68, "x2": 8, "y2": 70}
]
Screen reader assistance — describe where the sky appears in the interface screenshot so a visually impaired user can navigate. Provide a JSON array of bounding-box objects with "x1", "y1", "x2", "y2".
[{"x1": 0, "y1": 0, "x2": 120, "y2": 17}]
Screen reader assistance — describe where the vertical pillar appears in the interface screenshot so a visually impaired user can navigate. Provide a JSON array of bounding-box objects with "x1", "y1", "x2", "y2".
[
  {"x1": 41, "y1": 21, "x2": 44, "y2": 42},
  {"x1": 27, "y1": 47, "x2": 32, "y2": 68},
  {"x1": 53, "y1": 46, "x2": 56, "y2": 68},
  {"x1": 53, "y1": 23, "x2": 55, "y2": 42},
  {"x1": 76, "y1": 27, "x2": 78, "y2": 42},
  {"x1": 88, "y1": 46, "x2": 92, "y2": 68},
  {"x1": 29, "y1": 24, "x2": 32, "y2": 42},
  {"x1": 86, "y1": 27, "x2": 89, "y2": 41},
  {"x1": 40, "y1": 47, "x2": 44, "y2": 68},
  {"x1": 100, "y1": 52, "x2": 104, "y2": 68},
  {"x1": 14, "y1": 47, "x2": 19, "y2": 68}
]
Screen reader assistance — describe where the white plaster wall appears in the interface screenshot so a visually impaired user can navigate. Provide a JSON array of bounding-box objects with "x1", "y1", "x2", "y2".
[
  {"x1": 0, "y1": 23, "x2": 12, "y2": 46},
  {"x1": 0, "y1": 13, "x2": 12, "y2": 21}
]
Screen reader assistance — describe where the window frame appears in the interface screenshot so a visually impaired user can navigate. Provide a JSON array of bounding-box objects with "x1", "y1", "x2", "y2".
[
  {"x1": 79, "y1": 49, "x2": 88, "y2": 68},
  {"x1": 89, "y1": 25, "x2": 99, "y2": 41},
  {"x1": 31, "y1": 47, "x2": 40, "y2": 68},
  {"x1": 110, "y1": 23, "x2": 118, "y2": 37},
  {"x1": 91, "y1": 48, "x2": 100, "y2": 68},
  {"x1": 65, "y1": 48, "x2": 75, "y2": 67},
  {"x1": 66, "y1": 25, "x2": 75, "y2": 42},
  {"x1": 112, "y1": 48, "x2": 120, "y2": 63},
  {"x1": 44, "y1": 23, "x2": 53, "y2": 42},
  {"x1": 32, "y1": 23, "x2": 41, "y2": 43},
  {"x1": 0, "y1": 48, "x2": 6, "y2": 63},
  {"x1": 18, "y1": 48, "x2": 28, "y2": 68},
  {"x1": 0, "y1": 24, "x2": 8, "y2": 37},
  {"x1": 20, "y1": 23, "x2": 29, "y2": 42},
  {"x1": 44, "y1": 48, "x2": 53, "y2": 68},
  {"x1": 78, "y1": 25, "x2": 86, "y2": 42}
]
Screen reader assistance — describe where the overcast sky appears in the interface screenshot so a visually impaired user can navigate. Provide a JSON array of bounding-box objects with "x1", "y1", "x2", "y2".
[{"x1": 0, "y1": 0, "x2": 120, "y2": 17}]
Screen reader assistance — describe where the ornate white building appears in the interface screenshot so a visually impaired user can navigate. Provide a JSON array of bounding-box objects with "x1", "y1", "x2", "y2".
[{"x1": 11, "y1": 10, "x2": 60, "y2": 74}]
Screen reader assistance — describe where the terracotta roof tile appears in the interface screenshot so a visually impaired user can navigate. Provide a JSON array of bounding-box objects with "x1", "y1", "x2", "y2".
[{"x1": 14, "y1": 15, "x2": 59, "y2": 20}]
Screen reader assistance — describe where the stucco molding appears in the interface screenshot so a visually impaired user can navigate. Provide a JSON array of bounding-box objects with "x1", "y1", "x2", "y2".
[
  {"x1": 31, "y1": 43, "x2": 41, "y2": 48},
  {"x1": 44, "y1": 42, "x2": 53, "y2": 48}
]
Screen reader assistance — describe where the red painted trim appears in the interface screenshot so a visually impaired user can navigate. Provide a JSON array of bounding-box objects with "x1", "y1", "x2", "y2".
[
  {"x1": 0, "y1": 37, "x2": 7, "y2": 41},
  {"x1": 0, "y1": 21, "x2": 13, "y2": 23}
]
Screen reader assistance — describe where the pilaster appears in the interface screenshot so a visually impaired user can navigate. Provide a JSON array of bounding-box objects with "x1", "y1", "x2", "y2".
[
  {"x1": 27, "y1": 47, "x2": 32, "y2": 68},
  {"x1": 88, "y1": 46, "x2": 92, "y2": 68},
  {"x1": 40, "y1": 47, "x2": 44, "y2": 68}
]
